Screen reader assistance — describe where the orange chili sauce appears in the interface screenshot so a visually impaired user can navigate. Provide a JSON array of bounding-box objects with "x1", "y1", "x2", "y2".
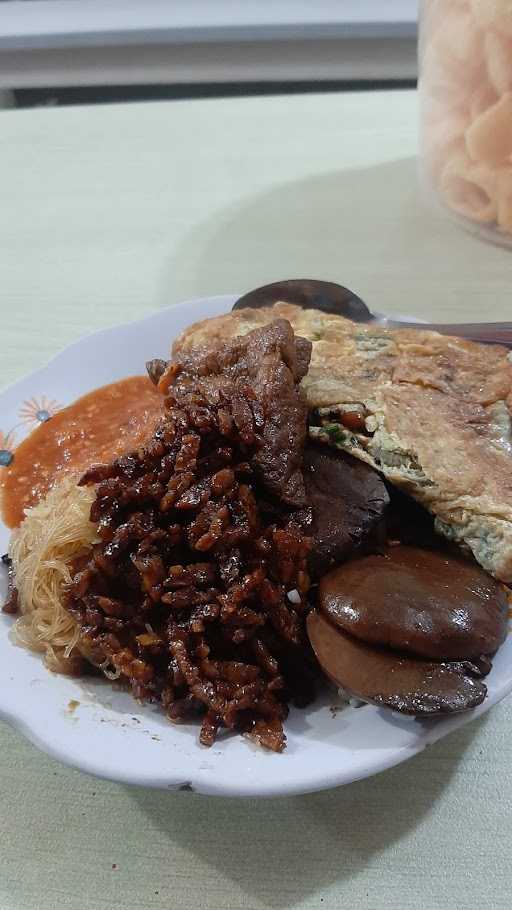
[{"x1": 1, "y1": 376, "x2": 164, "y2": 528}]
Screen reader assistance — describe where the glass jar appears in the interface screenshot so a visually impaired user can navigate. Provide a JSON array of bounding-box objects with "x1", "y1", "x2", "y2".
[{"x1": 419, "y1": 0, "x2": 512, "y2": 247}]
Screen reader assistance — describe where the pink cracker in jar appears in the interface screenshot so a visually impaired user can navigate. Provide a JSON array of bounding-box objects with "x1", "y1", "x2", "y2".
[
  {"x1": 466, "y1": 92, "x2": 512, "y2": 166},
  {"x1": 470, "y1": 0, "x2": 512, "y2": 37},
  {"x1": 422, "y1": 108, "x2": 469, "y2": 182},
  {"x1": 428, "y1": 1, "x2": 483, "y2": 64},
  {"x1": 439, "y1": 150, "x2": 498, "y2": 222},
  {"x1": 421, "y1": 0, "x2": 462, "y2": 33},
  {"x1": 421, "y1": 93, "x2": 470, "y2": 129},
  {"x1": 420, "y1": 7, "x2": 485, "y2": 111},
  {"x1": 496, "y1": 167, "x2": 512, "y2": 231},
  {"x1": 469, "y1": 81, "x2": 499, "y2": 120},
  {"x1": 484, "y1": 30, "x2": 512, "y2": 95},
  {"x1": 421, "y1": 42, "x2": 483, "y2": 112}
]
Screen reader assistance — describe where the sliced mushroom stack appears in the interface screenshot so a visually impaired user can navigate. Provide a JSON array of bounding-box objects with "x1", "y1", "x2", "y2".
[
  {"x1": 304, "y1": 442, "x2": 389, "y2": 576},
  {"x1": 308, "y1": 546, "x2": 509, "y2": 716},
  {"x1": 307, "y1": 611, "x2": 488, "y2": 715}
]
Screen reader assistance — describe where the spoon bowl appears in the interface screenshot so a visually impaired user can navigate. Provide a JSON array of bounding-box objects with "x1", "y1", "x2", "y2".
[
  {"x1": 233, "y1": 278, "x2": 373, "y2": 322},
  {"x1": 233, "y1": 279, "x2": 512, "y2": 346}
]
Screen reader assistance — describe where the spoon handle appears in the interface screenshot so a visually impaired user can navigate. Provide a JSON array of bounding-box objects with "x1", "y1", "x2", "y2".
[{"x1": 386, "y1": 321, "x2": 512, "y2": 347}]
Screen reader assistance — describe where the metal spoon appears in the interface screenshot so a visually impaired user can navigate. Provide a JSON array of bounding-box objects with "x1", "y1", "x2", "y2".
[{"x1": 233, "y1": 279, "x2": 512, "y2": 347}]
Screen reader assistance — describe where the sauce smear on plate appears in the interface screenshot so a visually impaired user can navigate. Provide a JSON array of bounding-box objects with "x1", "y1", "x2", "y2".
[{"x1": 1, "y1": 376, "x2": 163, "y2": 528}]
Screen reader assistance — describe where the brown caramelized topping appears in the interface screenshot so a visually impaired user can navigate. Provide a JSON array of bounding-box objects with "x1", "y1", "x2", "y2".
[{"x1": 67, "y1": 320, "x2": 317, "y2": 751}]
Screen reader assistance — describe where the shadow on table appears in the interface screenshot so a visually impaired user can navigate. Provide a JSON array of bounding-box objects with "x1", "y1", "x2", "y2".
[
  {"x1": 157, "y1": 155, "x2": 485, "y2": 316},
  {"x1": 130, "y1": 715, "x2": 484, "y2": 909}
]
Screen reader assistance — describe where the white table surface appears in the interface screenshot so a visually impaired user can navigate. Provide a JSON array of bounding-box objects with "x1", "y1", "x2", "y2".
[{"x1": 1, "y1": 89, "x2": 512, "y2": 910}]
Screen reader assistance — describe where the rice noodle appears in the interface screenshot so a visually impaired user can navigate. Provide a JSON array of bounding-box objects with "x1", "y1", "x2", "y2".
[{"x1": 9, "y1": 477, "x2": 98, "y2": 674}]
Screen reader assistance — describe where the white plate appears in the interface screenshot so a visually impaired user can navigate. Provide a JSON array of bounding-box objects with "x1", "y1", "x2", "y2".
[{"x1": 1, "y1": 295, "x2": 511, "y2": 797}]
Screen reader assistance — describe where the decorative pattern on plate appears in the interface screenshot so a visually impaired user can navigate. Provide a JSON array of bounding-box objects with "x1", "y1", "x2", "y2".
[
  {"x1": 18, "y1": 395, "x2": 61, "y2": 427},
  {"x1": 0, "y1": 396, "x2": 61, "y2": 468},
  {"x1": 0, "y1": 430, "x2": 16, "y2": 467}
]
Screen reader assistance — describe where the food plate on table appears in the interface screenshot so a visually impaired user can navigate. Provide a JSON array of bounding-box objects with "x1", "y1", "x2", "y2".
[{"x1": 1, "y1": 293, "x2": 511, "y2": 798}]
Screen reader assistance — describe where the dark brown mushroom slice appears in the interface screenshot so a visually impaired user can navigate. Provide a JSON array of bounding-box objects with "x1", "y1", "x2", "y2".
[
  {"x1": 307, "y1": 611, "x2": 487, "y2": 716},
  {"x1": 319, "y1": 546, "x2": 508, "y2": 661},
  {"x1": 304, "y1": 442, "x2": 389, "y2": 577}
]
